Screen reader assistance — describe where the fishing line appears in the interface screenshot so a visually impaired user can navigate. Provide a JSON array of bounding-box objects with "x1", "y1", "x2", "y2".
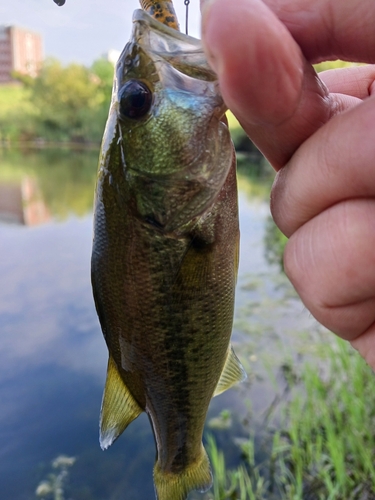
[{"x1": 184, "y1": 0, "x2": 190, "y2": 35}]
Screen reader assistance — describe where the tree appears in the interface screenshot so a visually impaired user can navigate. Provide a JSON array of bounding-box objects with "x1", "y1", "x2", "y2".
[{"x1": 29, "y1": 59, "x2": 101, "y2": 141}]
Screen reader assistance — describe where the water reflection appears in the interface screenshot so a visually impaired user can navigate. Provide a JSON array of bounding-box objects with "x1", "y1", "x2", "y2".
[
  {"x1": 0, "y1": 147, "x2": 98, "y2": 220},
  {"x1": 0, "y1": 148, "x2": 321, "y2": 500},
  {"x1": 0, "y1": 177, "x2": 50, "y2": 226}
]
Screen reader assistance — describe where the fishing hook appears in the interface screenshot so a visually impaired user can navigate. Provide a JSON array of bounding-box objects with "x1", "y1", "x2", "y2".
[{"x1": 184, "y1": 0, "x2": 190, "y2": 35}]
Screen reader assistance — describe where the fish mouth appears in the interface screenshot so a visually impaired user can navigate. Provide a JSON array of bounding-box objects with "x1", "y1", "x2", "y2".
[
  {"x1": 132, "y1": 9, "x2": 198, "y2": 44},
  {"x1": 129, "y1": 9, "x2": 219, "y2": 83}
]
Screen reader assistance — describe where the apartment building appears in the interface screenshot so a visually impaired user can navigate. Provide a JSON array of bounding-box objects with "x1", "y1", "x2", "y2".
[{"x1": 0, "y1": 25, "x2": 43, "y2": 83}]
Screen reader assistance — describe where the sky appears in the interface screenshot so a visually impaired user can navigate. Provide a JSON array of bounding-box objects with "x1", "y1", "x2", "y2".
[{"x1": 0, "y1": 0, "x2": 202, "y2": 66}]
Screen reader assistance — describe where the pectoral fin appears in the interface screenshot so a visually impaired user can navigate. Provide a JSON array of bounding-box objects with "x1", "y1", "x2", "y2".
[
  {"x1": 214, "y1": 346, "x2": 247, "y2": 397},
  {"x1": 100, "y1": 355, "x2": 142, "y2": 450}
]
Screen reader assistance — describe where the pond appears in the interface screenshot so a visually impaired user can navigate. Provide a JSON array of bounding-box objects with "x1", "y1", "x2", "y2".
[{"x1": 0, "y1": 147, "x2": 324, "y2": 500}]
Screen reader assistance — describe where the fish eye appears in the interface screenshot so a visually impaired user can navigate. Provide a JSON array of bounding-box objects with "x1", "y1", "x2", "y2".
[{"x1": 119, "y1": 80, "x2": 152, "y2": 119}]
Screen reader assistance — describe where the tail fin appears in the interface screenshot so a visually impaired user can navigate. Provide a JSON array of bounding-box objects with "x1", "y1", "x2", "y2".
[{"x1": 153, "y1": 444, "x2": 212, "y2": 500}]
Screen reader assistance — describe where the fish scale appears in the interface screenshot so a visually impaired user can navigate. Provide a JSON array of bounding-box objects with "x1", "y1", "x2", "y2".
[{"x1": 91, "y1": 5, "x2": 246, "y2": 500}]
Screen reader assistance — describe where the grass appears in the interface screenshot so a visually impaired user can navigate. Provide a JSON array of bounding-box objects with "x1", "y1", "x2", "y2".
[
  {"x1": 203, "y1": 338, "x2": 375, "y2": 499},
  {"x1": 287, "y1": 339, "x2": 375, "y2": 499}
]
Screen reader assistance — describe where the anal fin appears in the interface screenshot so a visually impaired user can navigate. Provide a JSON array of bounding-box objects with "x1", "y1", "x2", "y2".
[
  {"x1": 214, "y1": 346, "x2": 247, "y2": 397},
  {"x1": 100, "y1": 355, "x2": 142, "y2": 450}
]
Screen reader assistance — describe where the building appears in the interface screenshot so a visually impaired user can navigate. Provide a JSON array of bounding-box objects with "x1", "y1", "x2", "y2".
[{"x1": 0, "y1": 26, "x2": 43, "y2": 84}]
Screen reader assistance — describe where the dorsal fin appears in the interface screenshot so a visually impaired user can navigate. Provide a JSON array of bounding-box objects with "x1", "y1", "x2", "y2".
[
  {"x1": 100, "y1": 355, "x2": 143, "y2": 450},
  {"x1": 214, "y1": 346, "x2": 247, "y2": 397}
]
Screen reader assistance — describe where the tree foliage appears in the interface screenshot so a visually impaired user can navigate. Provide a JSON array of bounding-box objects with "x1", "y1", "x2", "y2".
[
  {"x1": 0, "y1": 58, "x2": 363, "y2": 144},
  {"x1": 0, "y1": 58, "x2": 114, "y2": 143}
]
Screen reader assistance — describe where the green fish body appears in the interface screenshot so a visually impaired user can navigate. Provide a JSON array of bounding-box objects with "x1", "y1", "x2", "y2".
[{"x1": 91, "y1": 10, "x2": 245, "y2": 500}]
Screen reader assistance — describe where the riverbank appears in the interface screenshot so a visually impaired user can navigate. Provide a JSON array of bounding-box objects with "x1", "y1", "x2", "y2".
[{"x1": 204, "y1": 337, "x2": 375, "y2": 500}]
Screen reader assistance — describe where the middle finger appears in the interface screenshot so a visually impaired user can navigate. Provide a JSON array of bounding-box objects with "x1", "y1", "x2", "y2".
[{"x1": 271, "y1": 94, "x2": 375, "y2": 237}]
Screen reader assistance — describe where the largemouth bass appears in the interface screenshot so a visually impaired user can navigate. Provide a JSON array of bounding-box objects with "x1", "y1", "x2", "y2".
[{"x1": 91, "y1": 4, "x2": 246, "y2": 500}]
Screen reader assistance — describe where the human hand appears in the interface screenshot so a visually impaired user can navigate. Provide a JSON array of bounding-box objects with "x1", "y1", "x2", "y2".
[{"x1": 200, "y1": 0, "x2": 375, "y2": 367}]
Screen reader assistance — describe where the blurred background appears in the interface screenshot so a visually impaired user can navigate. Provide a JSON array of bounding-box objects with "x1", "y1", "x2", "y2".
[{"x1": 1, "y1": 1, "x2": 374, "y2": 499}]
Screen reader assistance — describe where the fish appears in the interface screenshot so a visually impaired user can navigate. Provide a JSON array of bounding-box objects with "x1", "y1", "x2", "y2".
[{"x1": 91, "y1": 3, "x2": 246, "y2": 500}]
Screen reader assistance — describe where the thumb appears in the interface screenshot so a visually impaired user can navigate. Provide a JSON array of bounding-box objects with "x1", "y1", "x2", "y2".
[{"x1": 201, "y1": 0, "x2": 333, "y2": 170}]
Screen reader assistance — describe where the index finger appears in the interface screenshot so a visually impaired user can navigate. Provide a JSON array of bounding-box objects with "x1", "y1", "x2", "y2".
[
  {"x1": 201, "y1": 0, "x2": 375, "y2": 169},
  {"x1": 263, "y1": 0, "x2": 375, "y2": 64}
]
